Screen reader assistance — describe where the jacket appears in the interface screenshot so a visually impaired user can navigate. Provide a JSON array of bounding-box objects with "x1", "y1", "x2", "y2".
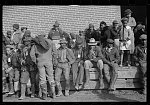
[
  {"x1": 30, "y1": 38, "x2": 57, "y2": 66},
  {"x1": 85, "y1": 46, "x2": 104, "y2": 62},
  {"x1": 56, "y1": 47, "x2": 75, "y2": 65},
  {"x1": 102, "y1": 47, "x2": 120, "y2": 64},
  {"x1": 11, "y1": 30, "x2": 22, "y2": 45}
]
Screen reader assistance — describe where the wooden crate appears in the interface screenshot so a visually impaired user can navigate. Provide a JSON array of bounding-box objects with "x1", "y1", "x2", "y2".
[{"x1": 60, "y1": 78, "x2": 141, "y2": 90}]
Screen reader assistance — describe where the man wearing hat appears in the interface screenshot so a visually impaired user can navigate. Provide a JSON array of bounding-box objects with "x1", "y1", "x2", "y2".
[
  {"x1": 71, "y1": 36, "x2": 85, "y2": 90},
  {"x1": 107, "y1": 20, "x2": 121, "y2": 48},
  {"x1": 5, "y1": 45, "x2": 21, "y2": 97},
  {"x1": 119, "y1": 17, "x2": 134, "y2": 67},
  {"x1": 96, "y1": 21, "x2": 110, "y2": 48},
  {"x1": 11, "y1": 24, "x2": 22, "y2": 48},
  {"x1": 102, "y1": 39, "x2": 120, "y2": 91},
  {"x1": 48, "y1": 21, "x2": 70, "y2": 49},
  {"x1": 30, "y1": 34, "x2": 57, "y2": 100},
  {"x1": 84, "y1": 23, "x2": 97, "y2": 44},
  {"x1": 123, "y1": 9, "x2": 136, "y2": 31},
  {"x1": 84, "y1": 38, "x2": 104, "y2": 89},
  {"x1": 5, "y1": 31, "x2": 13, "y2": 45},
  {"x1": 55, "y1": 38, "x2": 75, "y2": 97},
  {"x1": 133, "y1": 34, "x2": 147, "y2": 95}
]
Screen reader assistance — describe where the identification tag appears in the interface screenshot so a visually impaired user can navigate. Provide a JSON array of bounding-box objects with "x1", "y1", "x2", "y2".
[{"x1": 8, "y1": 58, "x2": 11, "y2": 62}]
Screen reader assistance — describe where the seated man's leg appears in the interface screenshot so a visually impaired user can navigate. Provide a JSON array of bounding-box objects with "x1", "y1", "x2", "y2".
[
  {"x1": 97, "y1": 59, "x2": 104, "y2": 89},
  {"x1": 103, "y1": 64, "x2": 110, "y2": 87},
  {"x1": 71, "y1": 62, "x2": 79, "y2": 86},
  {"x1": 76, "y1": 63, "x2": 84, "y2": 89},
  {"x1": 84, "y1": 60, "x2": 93, "y2": 88},
  {"x1": 109, "y1": 63, "x2": 118, "y2": 90}
]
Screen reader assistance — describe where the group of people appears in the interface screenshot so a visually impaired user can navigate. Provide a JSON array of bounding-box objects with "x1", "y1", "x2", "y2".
[{"x1": 2, "y1": 9, "x2": 147, "y2": 101}]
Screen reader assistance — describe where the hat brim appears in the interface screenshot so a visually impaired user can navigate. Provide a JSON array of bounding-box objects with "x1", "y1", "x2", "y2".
[{"x1": 88, "y1": 43, "x2": 97, "y2": 45}]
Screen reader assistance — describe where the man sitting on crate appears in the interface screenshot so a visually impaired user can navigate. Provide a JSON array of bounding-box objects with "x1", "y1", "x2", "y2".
[
  {"x1": 102, "y1": 39, "x2": 120, "y2": 91},
  {"x1": 133, "y1": 34, "x2": 147, "y2": 95},
  {"x1": 84, "y1": 38, "x2": 104, "y2": 89}
]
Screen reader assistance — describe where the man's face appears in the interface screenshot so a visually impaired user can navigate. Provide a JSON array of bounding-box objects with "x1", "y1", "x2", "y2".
[
  {"x1": 7, "y1": 34, "x2": 11, "y2": 38},
  {"x1": 126, "y1": 13, "x2": 131, "y2": 18},
  {"x1": 77, "y1": 44, "x2": 82, "y2": 49},
  {"x1": 100, "y1": 24, "x2": 106, "y2": 30},
  {"x1": 89, "y1": 26, "x2": 94, "y2": 31},
  {"x1": 61, "y1": 43, "x2": 67, "y2": 49},
  {"x1": 6, "y1": 48, "x2": 12, "y2": 55},
  {"x1": 123, "y1": 21, "x2": 128, "y2": 27},
  {"x1": 141, "y1": 39, "x2": 147, "y2": 47},
  {"x1": 108, "y1": 43, "x2": 113, "y2": 48},
  {"x1": 13, "y1": 27, "x2": 17, "y2": 31},
  {"x1": 90, "y1": 45, "x2": 95, "y2": 49},
  {"x1": 113, "y1": 23, "x2": 119, "y2": 29}
]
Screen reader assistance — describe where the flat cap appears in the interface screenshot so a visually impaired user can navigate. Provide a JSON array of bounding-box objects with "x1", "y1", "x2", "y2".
[
  {"x1": 6, "y1": 45, "x2": 15, "y2": 49},
  {"x1": 53, "y1": 21, "x2": 60, "y2": 27},
  {"x1": 121, "y1": 18, "x2": 129, "y2": 23},
  {"x1": 140, "y1": 34, "x2": 147, "y2": 40},
  {"x1": 113, "y1": 20, "x2": 119, "y2": 24},
  {"x1": 124, "y1": 9, "x2": 133, "y2": 15},
  {"x1": 7, "y1": 31, "x2": 12, "y2": 35},
  {"x1": 21, "y1": 27, "x2": 27, "y2": 31},
  {"x1": 13, "y1": 24, "x2": 19, "y2": 29},
  {"x1": 107, "y1": 39, "x2": 114, "y2": 44}
]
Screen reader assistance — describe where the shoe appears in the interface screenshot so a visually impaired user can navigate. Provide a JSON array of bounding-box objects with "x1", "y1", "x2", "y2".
[
  {"x1": 31, "y1": 94, "x2": 35, "y2": 98},
  {"x1": 56, "y1": 91, "x2": 63, "y2": 97},
  {"x1": 8, "y1": 91, "x2": 14, "y2": 95},
  {"x1": 78, "y1": 85, "x2": 82, "y2": 90},
  {"x1": 75, "y1": 85, "x2": 79, "y2": 90},
  {"x1": 65, "y1": 90, "x2": 69, "y2": 96},
  {"x1": 18, "y1": 96, "x2": 25, "y2": 100}
]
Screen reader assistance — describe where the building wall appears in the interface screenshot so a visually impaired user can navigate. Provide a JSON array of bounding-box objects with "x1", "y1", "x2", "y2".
[{"x1": 3, "y1": 6, "x2": 121, "y2": 37}]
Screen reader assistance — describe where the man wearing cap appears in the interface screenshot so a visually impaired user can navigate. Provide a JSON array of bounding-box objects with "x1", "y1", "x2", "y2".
[
  {"x1": 96, "y1": 21, "x2": 110, "y2": 48},
  {"x1": 84, "y1": 23, "x2": 97, "y2": 44},
  {"x1": 102, "y1": 39, "x2": 120, "y2": 91},
  {"x1": 30, "y1": 35, "x2": 57, "y2": 100},
  {"x1": 107, "y1": 20, "x2": 121, "y2": 48},
  {"x1": 71, "y1": 37, "x2": 85, "y2": 90},
  {"x1": 84, "y1": 38, "x2": 104, "y2": 89},
  {"x1": 5, "y1": 45, "x2": 21, "y2": 97},
  {"x1": 119, "y1": 17, "x2": 134, "y2": 67},
  {"x1": 48, "y1": 21, "x2": 70, "y2": 49},
  {"x1": 123, "y1": 9, "x2": 136, "y2": 31},
  {"x1": 55, "y1": 39, "x2": 75, "y2": 97},
  {"x1": 133, "y1": 34, "x2": 147, "y2": 95},
  {"x1": 11, "y1": 24, "x2": 22, "y2": 48}
]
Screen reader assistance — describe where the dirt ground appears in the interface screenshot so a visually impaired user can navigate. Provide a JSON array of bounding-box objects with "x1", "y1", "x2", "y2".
[{"x1": 2, "y1": 89, "x2": 146, "y2": 102}]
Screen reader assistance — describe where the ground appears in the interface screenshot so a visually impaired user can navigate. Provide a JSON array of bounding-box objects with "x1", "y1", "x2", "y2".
[{"x1": 3, "y1": 89, "x2": 146, "y2": 102}]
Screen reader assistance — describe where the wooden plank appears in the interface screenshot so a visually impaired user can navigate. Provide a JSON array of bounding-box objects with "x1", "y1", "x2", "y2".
[
  {"x1": 60, "y1": 78, "x2": 141, "y2": 90},
  {"x1": 117, "y1": 70, "x2": 140, "y2": 79}
]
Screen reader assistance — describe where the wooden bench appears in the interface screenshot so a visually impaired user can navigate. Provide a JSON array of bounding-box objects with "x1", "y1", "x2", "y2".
[{"x1": 60, "y1": 66, "x2": 142, "y2": 90}]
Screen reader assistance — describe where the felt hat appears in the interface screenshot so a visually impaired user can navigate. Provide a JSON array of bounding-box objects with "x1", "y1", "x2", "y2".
[
  {"x1": 53, "y1": 21, "x2": 60, "y2": 27},
  {"x1": 107, "y1": 39, "x2": 114, "y2": 44},
  {"x1": 88, "y1": 38, "x2": 97, "y2": 46},
  {"x1": 13, "y1": 24, "x2": 19, "y2": 29},
  {"x1": 124, "y1": 9, "x2": 133, "y2": 15},
  {"x1": 59, "y1": 38, "x2": 67, "y2": 44},
  {"x1": 113, "y1": 20, "x2": 119, "y2": 24},
  {"x1": 6, "y1": 45, "x2": 15, "y2": 49}
]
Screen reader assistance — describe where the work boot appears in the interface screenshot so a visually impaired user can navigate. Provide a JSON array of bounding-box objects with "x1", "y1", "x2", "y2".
[
  {"x1": 18, "y1": 84, "x2": 26, "y2": 100},
  {"x1": 50, "y1": 84, "x2": 56, "y2": 98},
  {"x1": 40, "y1": 83, "x2": 47, "y2": 100},
  {"x1": 30, "y1": 84, "x2": 35, "y2": 98},
  {"x1": 8, "y1": 82, "x2": 14, "y2": 96},
  {"x1": 65, "y1": 90, "x2": 69, "y2": 96},
  {"x1": 56, "y1": 82, "x2": 63, "y2": 97}
]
